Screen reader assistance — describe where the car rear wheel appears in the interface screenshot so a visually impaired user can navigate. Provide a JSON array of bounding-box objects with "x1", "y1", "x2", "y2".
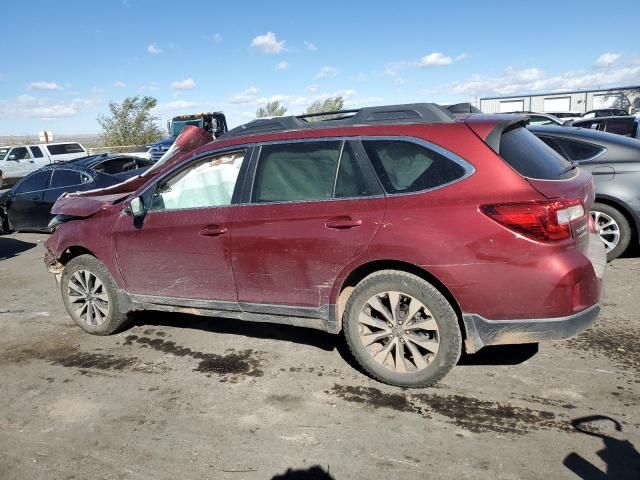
[
  {"x1": 591, "y1": 203, "x2": 631, "y2": 261},
  {"x1": 343, "y1": 270, "x2": 462, "y2": 388},
  {"x1": 61, "y1": 254, "x2": 129, "y2": 335}
]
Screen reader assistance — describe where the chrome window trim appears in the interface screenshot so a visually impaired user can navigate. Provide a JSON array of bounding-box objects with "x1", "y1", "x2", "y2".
[
  {"x1": 143, "y1": 146, "x2": 249, "y2": 214},
  {"x1": 357, "y1": 135, "x2": 476, "y2": 198}
]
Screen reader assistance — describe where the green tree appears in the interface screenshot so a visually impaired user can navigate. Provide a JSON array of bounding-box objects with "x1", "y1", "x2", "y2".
[
  {"x1": 256, "y1": 100, "x2": 287, "y2": 118},
  {"x1": 303, "y1": 96, "x2": 345, "y2": 120},
  {"x1": 97, "y1": 96, "x2": 163, "y2": 146}
]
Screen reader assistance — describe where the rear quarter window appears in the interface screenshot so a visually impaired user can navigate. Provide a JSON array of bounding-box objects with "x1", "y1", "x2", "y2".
[
  {"x1": 499, "y1": 127, "x2": 573, "y2": 179},
  {"x1": 362, "y1": 139, "x2": 467, "y2": 194}
]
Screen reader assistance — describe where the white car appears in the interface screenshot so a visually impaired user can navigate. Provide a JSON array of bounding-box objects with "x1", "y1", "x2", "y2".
[{"x1": 0, "y1": 142, "x2": 88, "y2": 188}]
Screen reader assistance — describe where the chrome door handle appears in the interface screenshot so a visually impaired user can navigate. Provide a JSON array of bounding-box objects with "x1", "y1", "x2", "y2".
[
  {"x1": 199, "y1": 225, "x2": 228, "y2": 237},
  {"x1": 325, "y1": 218, "x2": 362, "y2": 229}
]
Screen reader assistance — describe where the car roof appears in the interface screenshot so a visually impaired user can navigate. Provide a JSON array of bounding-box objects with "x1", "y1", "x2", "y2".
[
  {"x1": 222, "y1": 103, "x2": 456, "y2": 140},
  {"x1": 46, "y1": 153, "x2": 149, "y2": 170}
]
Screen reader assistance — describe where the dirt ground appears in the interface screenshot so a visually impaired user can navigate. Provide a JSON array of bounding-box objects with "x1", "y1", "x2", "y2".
[{"x1": 0, "y1": 232, "x2": 638, "y2": 480}]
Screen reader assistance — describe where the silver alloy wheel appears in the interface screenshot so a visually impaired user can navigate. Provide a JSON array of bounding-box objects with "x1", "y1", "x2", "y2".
[
  {"x1": 67, "y1": 270, "x2": 110, "y2": 326},
  {"x1": 358, "y1": 291, "x2": 439, "y2": 373},
  {"x1": 591, "y1": 211, "x2": 620, "y2": 253}
]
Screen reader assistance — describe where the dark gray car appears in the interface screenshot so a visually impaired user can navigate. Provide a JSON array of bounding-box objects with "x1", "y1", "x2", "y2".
[{"x1": 528, "y1": 125, "x2": 640, "y2": 260}]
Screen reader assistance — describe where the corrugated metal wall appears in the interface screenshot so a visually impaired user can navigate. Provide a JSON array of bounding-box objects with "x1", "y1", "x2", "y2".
[{"x1": 480, "y1": 88, "x2": 639, "y2": 113}]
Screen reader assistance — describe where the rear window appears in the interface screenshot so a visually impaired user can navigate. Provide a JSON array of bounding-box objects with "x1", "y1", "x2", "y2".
[
  {"x1": 46, "y1": 143, "x2": 85, "y2": 155},
  {"x1": 538, "y1": 136, "x2": 605, "y2": 162},
  {"x1": 499, "y1": 127, "x2": 573, "y2": 179}
]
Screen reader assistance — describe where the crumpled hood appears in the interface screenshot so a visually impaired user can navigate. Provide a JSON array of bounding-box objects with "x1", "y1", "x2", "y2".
[
  {"x1": 50, "y1": 125, "x2": 213, "y2": 218},
  {"x1": 51, "y1": 193, "x2": 129, "y2": 217}
]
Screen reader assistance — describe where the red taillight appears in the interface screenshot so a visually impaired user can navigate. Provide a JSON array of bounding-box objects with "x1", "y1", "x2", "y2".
[{"x1": 480, "y1": 199, "x2": 585, "y2": 242}]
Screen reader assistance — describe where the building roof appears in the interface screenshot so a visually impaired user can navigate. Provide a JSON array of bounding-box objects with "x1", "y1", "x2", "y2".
[{"x1": 480, "y1": 85, "x2": 640, "y2": 101}]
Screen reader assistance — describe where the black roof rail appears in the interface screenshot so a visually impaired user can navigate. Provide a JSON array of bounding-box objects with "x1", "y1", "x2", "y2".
[{"x1": 222, "y1": 103, "x2": 456, "y2": 139}]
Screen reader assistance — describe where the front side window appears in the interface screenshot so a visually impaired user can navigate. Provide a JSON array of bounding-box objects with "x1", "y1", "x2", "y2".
[
  {"x1": 150, "y1": 150, "x2": 245, "y2": 211},
  {"x1": 362, "y1": 139, "x2": 467, "y2": 194},
  {"x1": 0, "y1": 148, "x2": 9, "y2": 161},
  {"x1": 10, "y1": 147, "x2": 30, "y2": 160},
  {"x1": 15, "y1": 171, "x2": 50, "y2": 193}
]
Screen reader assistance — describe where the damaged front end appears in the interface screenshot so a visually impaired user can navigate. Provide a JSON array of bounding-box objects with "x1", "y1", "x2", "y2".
[{"x1": 44, "y1": 125, "x2": 214, "y2": 280}]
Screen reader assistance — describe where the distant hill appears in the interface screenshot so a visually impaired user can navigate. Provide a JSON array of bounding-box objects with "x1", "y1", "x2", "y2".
[{"x1": 0, "y1": 133, "x2": 103, "y2": 147}]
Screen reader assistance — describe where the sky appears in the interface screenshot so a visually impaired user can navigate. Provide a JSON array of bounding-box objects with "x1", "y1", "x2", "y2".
[{"x1": 1, "y1": 0, "x2": 639, "y2": 135}]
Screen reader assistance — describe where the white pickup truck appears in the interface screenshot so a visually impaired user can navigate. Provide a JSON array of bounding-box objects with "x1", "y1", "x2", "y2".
[{"x1": 0, "y1": 142, "x2": 88, "y2": 188}]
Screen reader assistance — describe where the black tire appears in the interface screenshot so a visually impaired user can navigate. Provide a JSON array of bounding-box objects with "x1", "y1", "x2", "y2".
[
  {"x1": 61, "y1": 254, "x2": 129, "y2": 335},
  {"x1": 0, "y1": 210, "x2": 11, "y2": 234},
  {"x1": 591, "y1": 202, "x2": 631, "y2": 262},
  {"x1": 343, "y1": 270, "x2": 462, "y2": 388}
]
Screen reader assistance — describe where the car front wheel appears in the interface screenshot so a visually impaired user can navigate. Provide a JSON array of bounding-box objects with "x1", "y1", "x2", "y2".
[
  {"x1": 591, "y1": 203, "x2": 631, "y2": 261},
  {"x1": 61, "y1": 254, "x2": 129, "y2": 335},
  {"x1": 343, "y1": 270, "x2": 462, "y2": 388}
]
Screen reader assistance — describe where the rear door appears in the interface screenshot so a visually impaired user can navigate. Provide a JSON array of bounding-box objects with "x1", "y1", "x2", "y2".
[
  {"x1": 7, "y1": 170, "x2": 52, "y2": 230},
  {"x1": 230, "y1": 139, "x2": 385, "y2": 313}
]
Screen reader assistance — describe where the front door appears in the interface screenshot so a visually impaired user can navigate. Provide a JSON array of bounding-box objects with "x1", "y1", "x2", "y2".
[
  {"x1": 7, "y1": 170, "x2": 52, "y2": 230},
  {"x1": 231, "y1": 140, "x2": 386, "y2": 311},
  {"x1": 114, "y1": 149, "x2": 247, "y2": 303}
]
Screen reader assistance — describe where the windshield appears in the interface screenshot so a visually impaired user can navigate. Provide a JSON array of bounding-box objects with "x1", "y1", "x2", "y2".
[
  {"x1": 0, "y1": 148, "x2": 10, "y2": 161},
  {"x1": 170, "y1": 119, "x2": 204, "y2": 136}
]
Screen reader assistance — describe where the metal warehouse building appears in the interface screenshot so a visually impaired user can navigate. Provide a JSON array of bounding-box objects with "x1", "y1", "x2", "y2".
[{"x1": 480, "y1": 85, "x2": 640, "y2": 114}]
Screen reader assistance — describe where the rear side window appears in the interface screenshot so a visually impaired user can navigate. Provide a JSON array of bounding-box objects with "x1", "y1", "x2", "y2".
[
  {"x1": 253, "y1": 141, "x2": 341, "y2": 202},
  {"x1": 50, "y1": 170, "x2": 88, "y2": 188},
  {"x1": 46, "y1": 143, "x2": 85, "y2": 155},
  {"x1": 362, "y1": 140, "x2": 466, "y2": 194},
  {"x1": 539, "y1": 136, "x2": 605, "y2": 162},
  {"x1": 29, "y1": 146, "x2": 44, "y2": 158},
  {"x1": 499, "y1": 127, "x2": 573, "y2": 179}
]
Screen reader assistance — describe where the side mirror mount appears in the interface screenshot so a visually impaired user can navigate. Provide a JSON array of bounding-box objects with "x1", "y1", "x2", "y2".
[{"x1": 129, "y1": 196, "x2": 144, "y2": 218}]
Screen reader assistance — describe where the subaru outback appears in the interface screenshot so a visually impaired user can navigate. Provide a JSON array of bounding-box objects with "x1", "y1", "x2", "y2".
[{"x1": 44, "y1": 104, "x2": 605, "y2": 387}]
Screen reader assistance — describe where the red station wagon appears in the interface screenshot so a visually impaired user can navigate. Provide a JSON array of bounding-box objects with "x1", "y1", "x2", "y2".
[{"x1": 44, "y1": 104, "x2": 606, "y2": 387}]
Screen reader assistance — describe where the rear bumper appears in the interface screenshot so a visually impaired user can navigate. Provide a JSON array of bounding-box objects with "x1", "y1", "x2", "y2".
[{"x1": 462, "y1": 303, "x2": 600, "y2": 353}]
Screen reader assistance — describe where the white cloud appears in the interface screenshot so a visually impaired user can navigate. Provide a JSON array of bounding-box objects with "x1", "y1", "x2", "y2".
[
  {"x1": 228, "y1": 86, "x2": 260, "y2": 104},
  {"x1": 147, "y1": 43, "x2": 162, "y2": 54},
  {"x1": 304, "y1": 41, "x2": 317, "y2": 51},
  {"x1": 0, "y1": 95, "x2": 100, "y2": 119},
  {"x1": 276, "y1": 61, "x2": 289, "y2": 70},
  {"x1": 114, "y1": 81, "x2": 127, "y2": 88},
  {"x1": 171, "y1": 78, "x2": 197, "y2": 90},
  {"x1": 595, "y1": 52, "x2": 620, "y2": 67},
  {"x1": 140, "y1": 81, "x2": 160, "y2": 92},
  {"x1": 307, "y1": 85, "x2": 319, "y2": 93},
  {"x1": 314, "y1": 66, "x2": 338, "y2": 80},
  {"x1": 441, "y1": 64, "x2": 640, "y2": 97},
  {"x1": 455, "y1": 53, "x2": 468, "y2": 61},
  {"x1": 383, "y1": 61, "x2": 409, "y2": 77},
  {"x1": 418, "y1": 52, "x2": 453, "y2": 67},
  {"x1": 212, "y1": 33, "x2": 222, "y2": 43},
  {"x1": 157, "y1": 100, "x2": 198, "y2": 112},
  {"x1": 250, "y1": 32, "x2": 286, "y2": 54},
  {"x1": 28, "y1": 81, "x2": 63, "y2": 91}
]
